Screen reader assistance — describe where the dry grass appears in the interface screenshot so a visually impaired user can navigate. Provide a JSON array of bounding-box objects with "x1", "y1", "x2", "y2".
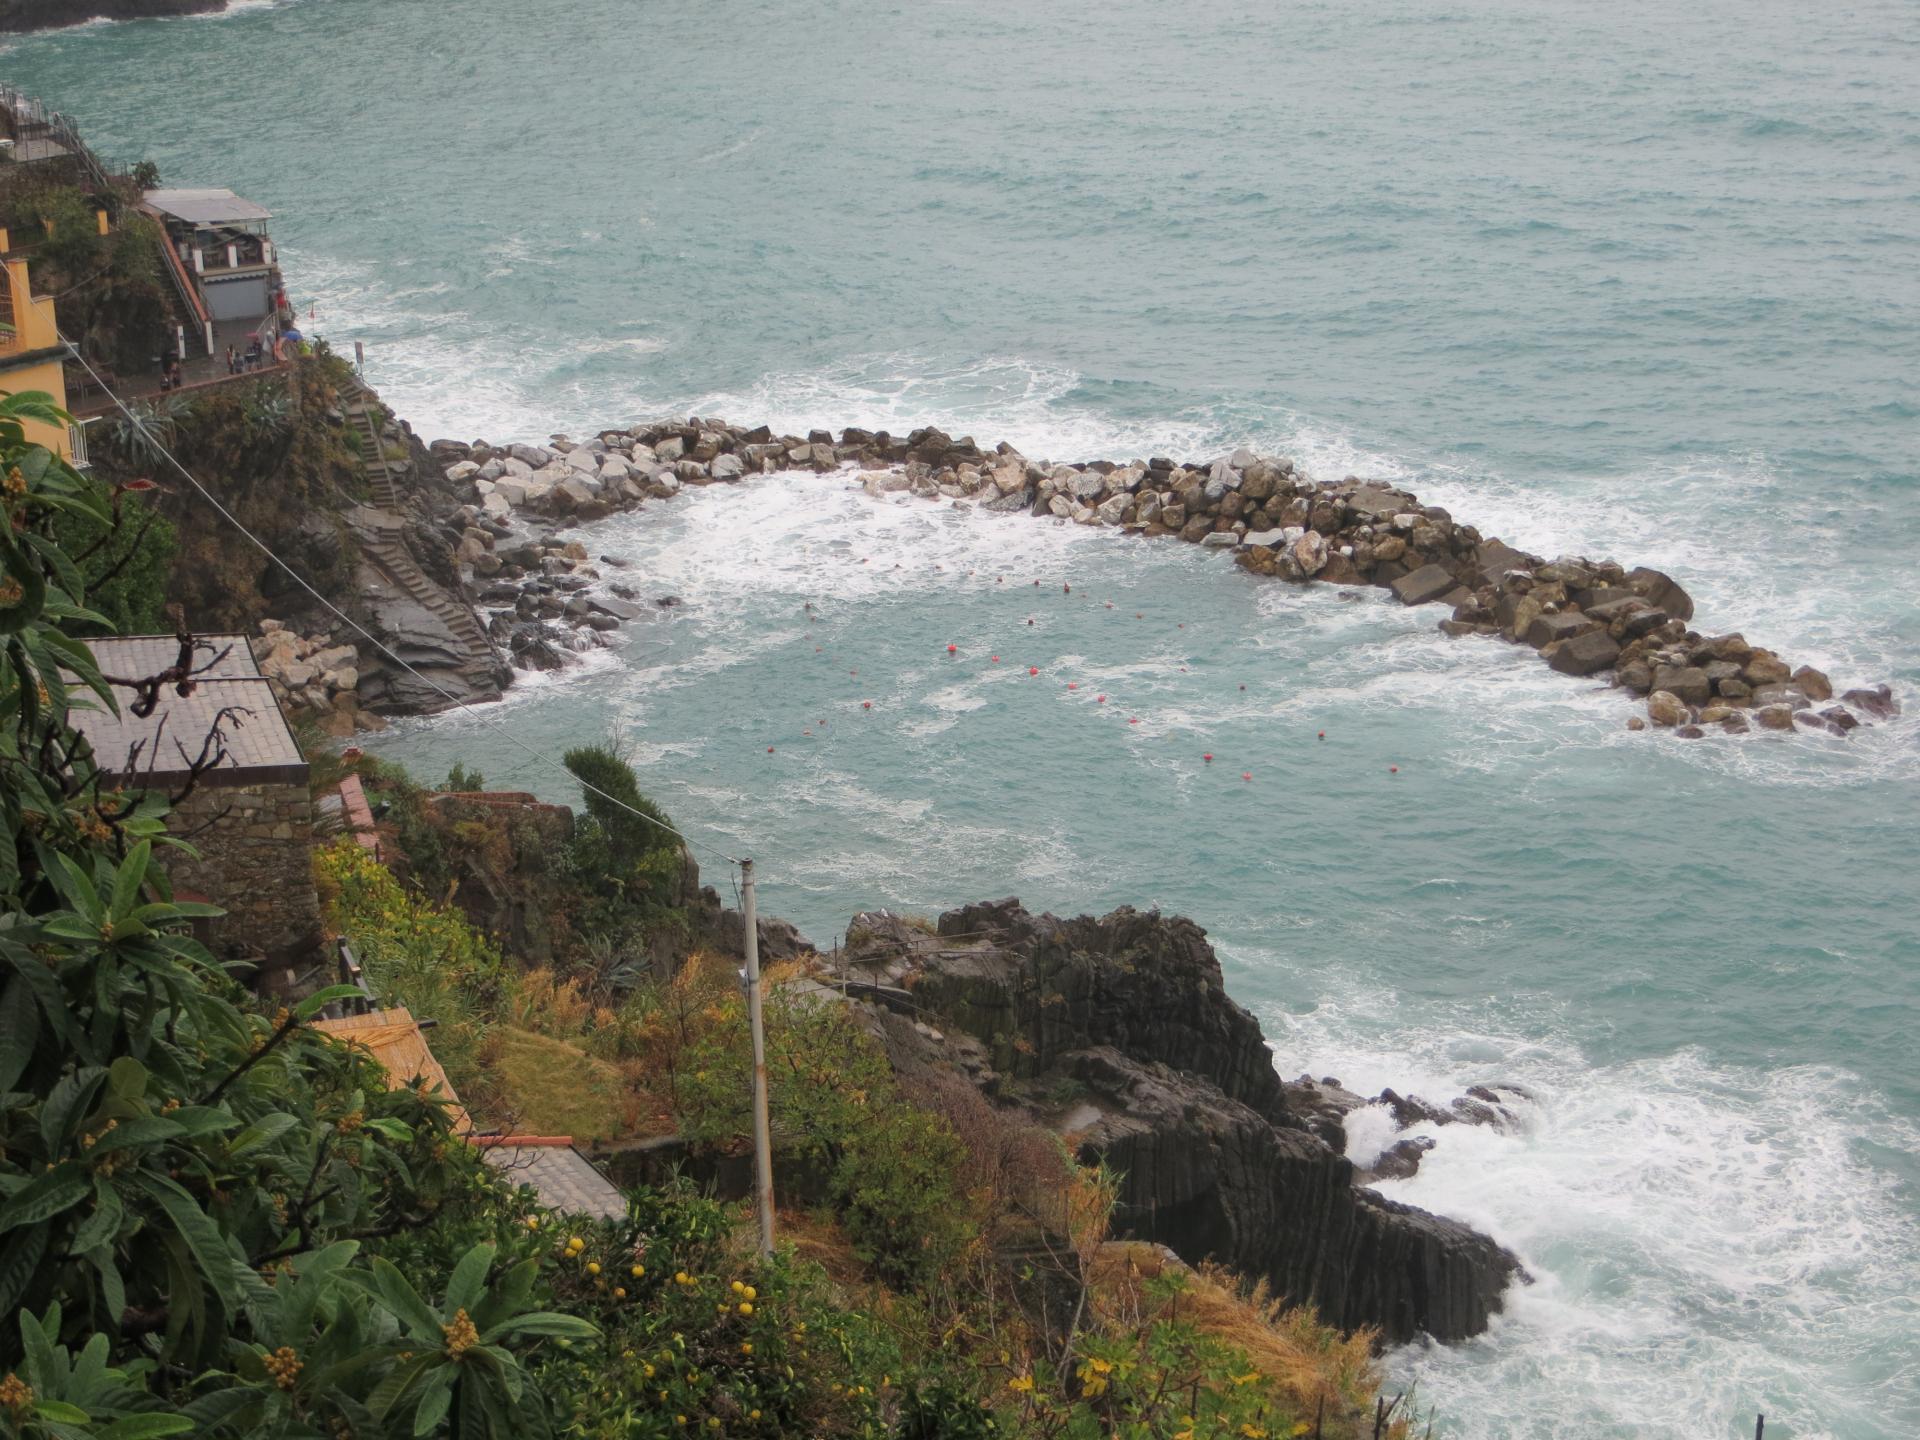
[
  {"x1": 485, "y1": 1026, "x2": 636, "y2": 1142},
  {"x1": 1090, "y1": 1243, "x2": 1386, "y2": 1432}
]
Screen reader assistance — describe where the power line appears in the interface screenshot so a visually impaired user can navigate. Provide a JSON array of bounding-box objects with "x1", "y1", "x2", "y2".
[{"x1": 59, "y1": 337, "x2": 745, "y2": 870}]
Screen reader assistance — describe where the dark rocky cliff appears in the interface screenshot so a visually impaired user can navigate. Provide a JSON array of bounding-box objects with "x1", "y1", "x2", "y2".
[
  {"x1": 0, "y1": 0, "x2": 224, "y2": 32},
  {"x1": 839, "y1": 898, "x2": 1524, "y2": 1344}
]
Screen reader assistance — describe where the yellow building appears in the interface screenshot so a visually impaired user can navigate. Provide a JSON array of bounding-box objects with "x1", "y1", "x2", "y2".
[{"x1": 0, "y1": 235, "x2": 79, "y2": 463}]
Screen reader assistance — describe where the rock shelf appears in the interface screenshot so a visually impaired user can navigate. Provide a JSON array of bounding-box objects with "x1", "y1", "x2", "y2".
[{"x1": 428, "y1": 422, "x2": 1898, "y2": 737}]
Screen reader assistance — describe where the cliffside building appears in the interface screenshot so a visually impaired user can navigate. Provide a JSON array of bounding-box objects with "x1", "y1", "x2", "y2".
[
  {"x1": 0, "y1": 247, "x2": 82, "y2": 464},
  {"x1": 141, "y1": 187, "x2": 288, "y2": 361},
  {"x1": 67, "y1": 634, "x2": 322, "y2": 976}
]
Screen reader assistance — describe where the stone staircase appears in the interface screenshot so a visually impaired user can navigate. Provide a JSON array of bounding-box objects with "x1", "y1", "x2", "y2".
[
  {"x1": 338, "y1": 377, "x2": 503, "y2": 709},
  {"x1": 359, "y1": 521, "x2": 501, "y2": 700},
  {"x1": 340, "y1": 381, "x2": 406, "y2": 511}
]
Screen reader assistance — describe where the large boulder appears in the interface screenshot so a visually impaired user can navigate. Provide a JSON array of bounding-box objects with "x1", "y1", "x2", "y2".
[
  {"x1": 1626, "y1": 567, "x2": 1695, "y2": 622},
  {"x1": 1652, "y1": 664, "x2": 1712, "y2": 706},
  {"x1": 1390, "y1": 563, "x2": 1457, "y2": 606},
  {"x1": 1288, "y1": 531, "x2": 1329, "y2": 577},
  {"x1": 1547, "y1": 629, "x2": 1621, "y2": 677},
  {"x1": 1647, "y1": 690, "x2": 1689, "y2": 727},
  {"x1": 1524, "y1": 611, "x2": 1596, "y2": 649}
]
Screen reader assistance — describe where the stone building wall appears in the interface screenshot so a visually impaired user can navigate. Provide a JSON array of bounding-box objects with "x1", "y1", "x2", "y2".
[{"x1": 167, "y1": 777, "x2": 321, "y2": 965}]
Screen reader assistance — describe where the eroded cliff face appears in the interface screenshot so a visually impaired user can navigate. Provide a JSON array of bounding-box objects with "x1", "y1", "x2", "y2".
[
  {"x1": 0, "y1": 0, "x2": 223, "y2": 32},
  {"x1": 838, "y1": 898, "x2": 1523, "y2": 1344}
]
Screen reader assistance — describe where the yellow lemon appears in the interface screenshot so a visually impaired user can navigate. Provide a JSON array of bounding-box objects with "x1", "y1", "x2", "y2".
[
  {"x1": 738, "y1": 1302, "x2": 753, "y2": 1316},
  {"x1": 586, "y1": 1261, "x2": 601, "y2": 1276}
]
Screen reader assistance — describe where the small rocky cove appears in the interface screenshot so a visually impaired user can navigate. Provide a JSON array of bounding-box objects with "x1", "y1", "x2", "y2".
[{"x1": 422, "y1": 419, "x2": 1899, "y2": 739}]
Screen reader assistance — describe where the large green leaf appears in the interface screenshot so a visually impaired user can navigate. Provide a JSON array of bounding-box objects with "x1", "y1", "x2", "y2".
[
  {"x1": 365, "y1": 1349, "x2": 441, "y2": 1422},
  {"x1": 30, "y1": 1398, "x2": 90, "y2": 1424},
  {"x1": 133, "y1": 1174, "x2": 241, "y2": 1309},
  {"x1": 106, "y1": 1056, "x2": 148, "y2": 1101},
  {"x1": 294, "y1": 983, "x2": 368, "y2": 1021},
  {"x1": 108, "y1": 842, "x2": 152, "y2": 922},
  {"x1": 0, "y1": 1166, "x2": 89, "y2": 1234},
  {"x1": 411, "y1": 1368, "x2": 455, "y2": 1436},
  {"x1": 95, "y1": 1416, "x2": 195, "y2": 1440},
  {"x1": 483, "y1": 1311, "x2": 599, "y2": 1342},
  {"x1": 226, "y1": 1111, "x2": 299, "y2": 1157},
  {"x1": 443, "y1": 1242, "x2": 496, "y2": 1319},
  {"x1": 39, "y1": 1067, "x2": 107, "y2": 1151},
  {"x1": 0, "y1": 972, "x2": 34, "y2": 1092},
  {"x1": 365, "y1": 1257, "x2": 444, "y2": 1343},
  {"x1": 0, "y1": 1223, "x2": 48, "y2": 1315},
  {"x1": 70, "y1": 1180, "x2": 123, "y2": 1253}
]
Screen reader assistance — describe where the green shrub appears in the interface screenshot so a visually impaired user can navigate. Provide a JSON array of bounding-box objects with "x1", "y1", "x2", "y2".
[
  {"x1": 562, "y1": 743, "x2": 681, "y2": 896},
  {"x1": 47, "y1": 488, "x2": 175, "y2": 636},
  {"x1": 313, "y1": 838, "x2": 503, "y2": 1096},
  {"x1": 528, "y1": 1182, "x2": 902, "y2": 1438},
  {"x1": 678, "y1": 991, "x2": 978, "y2": 1288}
]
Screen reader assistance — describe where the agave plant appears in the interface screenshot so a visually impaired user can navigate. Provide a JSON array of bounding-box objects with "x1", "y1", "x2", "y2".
[{"x1": 97, "y1": 393, "x2": 192, "y2": 475}]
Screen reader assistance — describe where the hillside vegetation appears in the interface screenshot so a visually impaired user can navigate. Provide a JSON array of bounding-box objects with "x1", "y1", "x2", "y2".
[{"x1": 0, "y1": 392, "x2": 1408, "y2": 1436}]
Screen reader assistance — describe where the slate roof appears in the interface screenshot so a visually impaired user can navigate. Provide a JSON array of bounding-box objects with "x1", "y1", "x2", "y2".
[
  {"x1": 143, "y1": 188, "x2": 273, "y2": 226},
  {"x1": 68, "y1": 635, "x2": 306, "y2": 787},
  {"x1": 481, "y1": 1141, "x2": 626, "y2": 1220}
]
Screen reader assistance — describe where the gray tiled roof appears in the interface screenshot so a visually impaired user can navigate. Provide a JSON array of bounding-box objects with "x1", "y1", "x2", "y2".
[
  {"x1": 483, "y1": 1145, "x2": 627, "y2": 1220},
  {"x1": 67, "y1": 635, "x2": 307, "y2": 786},
  {"x1": 143, "y1": 188, "x2": 273, "y2": 226}
]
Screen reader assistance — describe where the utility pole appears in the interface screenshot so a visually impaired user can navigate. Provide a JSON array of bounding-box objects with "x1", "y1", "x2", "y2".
[{"x1": 741, "y1": 858, "x2": 775, "y2": 1256}]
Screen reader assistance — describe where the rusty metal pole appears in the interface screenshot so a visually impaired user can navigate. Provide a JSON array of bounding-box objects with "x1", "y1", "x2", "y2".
[{"x1": 741, "y1": 859, "x2": 775, "y2": 1256}]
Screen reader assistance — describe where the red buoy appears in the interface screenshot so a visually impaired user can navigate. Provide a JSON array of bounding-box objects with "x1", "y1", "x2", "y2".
[
  {"x1": 1068, "y1": 682, "x2": 1079, "y2": 690},
  {"x1": 767, "y1": 746, "x2": 776, "y2": 753},
  {"x1": 991, "y1": 655, "x2": 1000, "y2": 663},
  {"x1": 1317, "y1": 731, "x2": 1325, "y2": 740},
  {"x1": 1390, "y1": 766, "x2": 1399, "y2": 774},
  {"x1": 946, "y1": 644, "x2": 957, "y2": 653},
  {"x1": 1203, "y1": 753, "x2": 1213, "y2": 762},
  {"x1": 1242, "y1": 772, "x2": 1252, "y2": 781},
  {"x1": 862, "y1": 701, "x2": 872, "y2": 709},
  {"x1": 1128, "y1": 717, "x2": 1139, "y2": 725},
  {"x1": 1097, "y1": 694, "x2": 1107, "y2": 703},
  {"x1": 1028, "y1": 666, "x2": 1039, "y2": 676}
]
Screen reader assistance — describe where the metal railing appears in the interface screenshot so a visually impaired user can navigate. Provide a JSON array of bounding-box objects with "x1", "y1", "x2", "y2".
[{"x1": 0, "y1": 84, "x2": 117, "y2": 196}]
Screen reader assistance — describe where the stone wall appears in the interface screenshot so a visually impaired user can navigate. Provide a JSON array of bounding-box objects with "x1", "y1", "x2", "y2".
[{"x1": 167, "y1": 777, "x2": 321, "y2": 968}]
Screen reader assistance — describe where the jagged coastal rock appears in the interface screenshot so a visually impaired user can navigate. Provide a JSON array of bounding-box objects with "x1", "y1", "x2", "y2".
[
  {"x1": 0, "y1": 0, "x2": 222, "y2": 31},
  {"x1": 831, "y1": 898, "x2": 1525, "y2": 1344},
  {"x1": 433, "y1": 422, "x2": 1896, "y2": 737}
]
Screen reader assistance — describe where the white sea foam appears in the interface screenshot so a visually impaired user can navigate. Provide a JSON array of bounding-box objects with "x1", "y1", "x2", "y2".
[{"x1": 1263, "y1": 984, "x2": 1920, "y2": 1439}]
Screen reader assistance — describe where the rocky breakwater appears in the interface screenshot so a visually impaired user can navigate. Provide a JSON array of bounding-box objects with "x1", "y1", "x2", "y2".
[
  {"x1": 832, "y1": 898, "x2": 1525, "y2": 1345},
  {"x1": 432, "y1": 420, "x2": 1897, "y2": 738}
]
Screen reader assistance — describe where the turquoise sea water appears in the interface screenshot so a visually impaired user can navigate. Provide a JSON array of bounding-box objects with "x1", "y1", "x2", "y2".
[{"x1": 11, "y1": 1, "x2": 1919, "y2": 1433}]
